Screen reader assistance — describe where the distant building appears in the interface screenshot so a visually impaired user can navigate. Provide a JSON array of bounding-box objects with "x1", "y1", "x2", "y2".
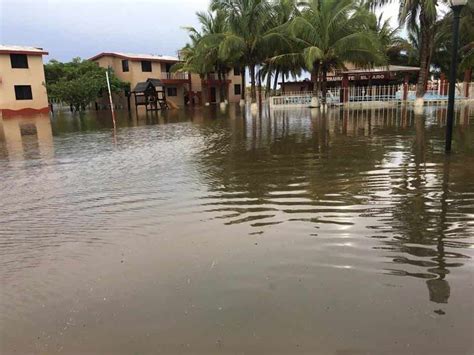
[
  {"x1": 279, "y1": 66, "x2": 421, "y2": 94},
  {"x1": 0, "y1": 45, "x2": 49, "y2": 117},
  {"x1": 90, "y1": 52, "x2": 242, "y2": 108},
  {"x1": 190, "y1": 67, "x2": 243, "y2": 105}
]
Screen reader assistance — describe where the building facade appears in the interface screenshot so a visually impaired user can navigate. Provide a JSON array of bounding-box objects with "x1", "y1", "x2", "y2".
[
  {"x1": 90, "y1": 52, "x2": 191, "y2": 108},
  {"x1": 90, "y1": 52, "x2": 243, "y2": 108},
  {"x1": 0, "y1": 45, "x2": 49, "y2": 117},
  {"x1": 190, "y1": 68, "x2": 243, "y2": 105}
]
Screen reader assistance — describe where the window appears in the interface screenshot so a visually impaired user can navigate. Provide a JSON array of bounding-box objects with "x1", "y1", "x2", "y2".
[
  {"x1": 165, "y1": 63, "x2": 172, "y2": 72},
  {"x1": 141, "y1": 60, "x2": 152, "y2": 72},
  {"x1": 233, "y1": 67, "x2": 241, "y2": 76},
  {"x1": 14, "y1": 85, "x2": 33, "y2": 100},
  {"x1": 122, "y1": 60, "x2": 129, "y2": 72},
  {"x1": 234, "y1": 84, "x2": 241, "y2": 96},
  {"x1": 10, "y1": 54, "x2": 29, "y2": 68},
  {"x1": 167, "y1": 87, "x2": 178, "y2": 97}
]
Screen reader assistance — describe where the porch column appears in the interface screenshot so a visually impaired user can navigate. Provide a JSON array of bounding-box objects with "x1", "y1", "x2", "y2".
[
  {"x1": 403, "y1": 73, "x2": 409, "y2": 101},
  {"x1": 463, "y1": 68, "x2": 472, "y2": 98},
  {"x1": 342, "y1": 74, "x2": 349, "y2": 103},
  {"x1": 440, "y1": 73, "x2": 448, "y2": 96}
]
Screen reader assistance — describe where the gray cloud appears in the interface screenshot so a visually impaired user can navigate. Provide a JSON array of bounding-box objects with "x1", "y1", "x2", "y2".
[
  {"x1": 0, "y1": 0, "x2": 210, "y2": 61},
  {"x1": 0, "y1": 0, "x2": 401, "y2": 63}
]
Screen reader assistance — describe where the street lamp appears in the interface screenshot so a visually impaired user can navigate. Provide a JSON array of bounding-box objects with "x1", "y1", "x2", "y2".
[{"x1": 445, "y1": 0, "x2": 467, "y2": 153}]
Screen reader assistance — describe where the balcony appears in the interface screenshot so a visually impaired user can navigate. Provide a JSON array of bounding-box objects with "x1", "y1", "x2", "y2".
[
  {"x1": 160, "y1": 72, "x2": 189, "y2": 81},
  {"x1": 202, "y1": 73, "x2": 231, "y2": 85}
]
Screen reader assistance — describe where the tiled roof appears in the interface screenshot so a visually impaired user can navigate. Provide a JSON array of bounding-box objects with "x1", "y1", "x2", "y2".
[
  {"x1": 343, "y1": 65, "x2": 420, "y2": 74},
  {"x1": 132, "y1": 81, "x2": 154, "y2": 93},
  {"x1": 0, "y1": 45, "x2": 48, "y2": 55},
  {"x1": 147, "y1": 78, "x2": 163, "y2": 87}
]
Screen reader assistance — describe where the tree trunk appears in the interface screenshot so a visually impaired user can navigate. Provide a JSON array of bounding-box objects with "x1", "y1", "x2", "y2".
[
  {"x1": 250, "y1": 65, "x2": 257, "y2": 103},
  {"x1": 266, "y1": 70, "x2": 272, "y2": 97},
  {"x1": 312, "y1": 63, "x2": 320, "y2": 98},
  {"x1": 273, "y1": 68, "x2": 280, "y2": 94},
  {"x1": 321, "y1": 68, "x2": 328, "y2": 105},
  {"x1": 257, "y1": 67, "x2": 262, "y2": 105},
  {"x1": 241, "y1": 67, "x2": 246, "y2": 101},
  {"x1": 282, "y1": 73, "x2": 285, "y2": 93},
  {"x1": 416, "y1": 9, "x2": 433, "y2": 99},
  {"x1": 218, "y1": 71, "x2": 225, "y2": 103},
  {"x1": 223, "y1": 69, "x2": 228, "y2": 102}
]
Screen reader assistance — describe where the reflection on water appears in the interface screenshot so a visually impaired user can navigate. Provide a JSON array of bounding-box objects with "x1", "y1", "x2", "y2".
[
  {"x1": 1, "y1": 105, "x2": 473, "y2": 354},
  {"x1": 0, "y1": 114, "x2": 54, "y2": 161}
]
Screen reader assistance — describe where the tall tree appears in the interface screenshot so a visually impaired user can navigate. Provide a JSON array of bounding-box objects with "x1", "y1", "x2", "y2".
[
  {"x1": 211, "y1": 0, "x2": 288, "y2": 103},
  {"x1": 368, "y1": 0, "x2": 451, "y2": 101},
  {"x1": 44, "y1": 58, "x2": 127, "y2": 111},
  {"x1": 434, "y1": 0, "x2": 474, "y2": 77},
  {"x1": 174, "y1": 11, "x2": 232, "y2": 104},
  {"x1": 274, "y1": 0, "x2": 384, "y2": 106}
]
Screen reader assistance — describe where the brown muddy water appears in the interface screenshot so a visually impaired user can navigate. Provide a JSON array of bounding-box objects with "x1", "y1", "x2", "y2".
[{"x1": 1, "y1": 105, "x2": 473, "y2": 355}]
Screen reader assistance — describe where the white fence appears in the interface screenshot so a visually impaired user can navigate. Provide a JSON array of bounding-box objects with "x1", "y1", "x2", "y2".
[{"x1": 270, "y1": 82, "x2": 474, "y2": 108}]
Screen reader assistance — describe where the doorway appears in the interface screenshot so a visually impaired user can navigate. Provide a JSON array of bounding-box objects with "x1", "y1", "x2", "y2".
[{"x1": 210, "y1": 87, "x2": 217, "y2": 103}]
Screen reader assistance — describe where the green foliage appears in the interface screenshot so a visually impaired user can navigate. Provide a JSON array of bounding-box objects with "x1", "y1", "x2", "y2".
[
  {"x1": 179, "y1": 0, "x2": 472, "y2": 103},
  {"x1": 44, "y1": 58, "x2": 129, "y2": 111}
]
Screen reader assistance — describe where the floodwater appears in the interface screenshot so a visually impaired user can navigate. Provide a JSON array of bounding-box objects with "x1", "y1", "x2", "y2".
[{"x1": 1, "y1": 105, "x2": 473, "y2": 355}]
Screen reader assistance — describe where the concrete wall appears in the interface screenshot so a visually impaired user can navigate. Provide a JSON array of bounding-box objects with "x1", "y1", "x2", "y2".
[
  {"x1": 95, "y1": 56, "x2": 134, "y2": 86},
  {"x1": 227, "y1": 69, "x2": 242, "y2": 103},
  {"x1": 0, "y1": 54, "x2": 49, "y2": 113},
  {"x1": 190, "y1": 73, "x2": 202, "y2": 93},
  {"x1": 166, "y1": 85, "x2": 185, "y2": 108}
]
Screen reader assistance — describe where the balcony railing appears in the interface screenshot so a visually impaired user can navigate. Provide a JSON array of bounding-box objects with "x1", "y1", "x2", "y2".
[
  {"x1": 160, "y1": 72, "x2": 189, "y2": 80},
  {"x1": 203, "y1": 73, "x2": 230, "y2": 81}
]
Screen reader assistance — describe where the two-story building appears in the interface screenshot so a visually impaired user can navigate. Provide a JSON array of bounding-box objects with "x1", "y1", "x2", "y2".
[
  {"x1": 0, "y1": 45, "x2": 49, "y2": 117},
  {"x1": 190, "y1": 67, "x2": 243, "y2": 105},
  {"x1": 90, "y1": 52, "x2": 243, "y2": 108},
  {"x1": 90, "y1": 52, "x2": 191, "y2": 108}
]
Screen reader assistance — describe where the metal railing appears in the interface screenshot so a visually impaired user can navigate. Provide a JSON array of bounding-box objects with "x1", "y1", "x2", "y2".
[
  {"x1": 160, "y1": 72, "x2": 189, "y2": 80},
  {"x1": 271, "y1": 83, "x2": 474, "y2": 107}
]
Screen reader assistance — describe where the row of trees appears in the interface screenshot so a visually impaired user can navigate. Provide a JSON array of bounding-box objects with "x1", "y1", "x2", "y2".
[
  {"x1": 45, "y1": 58, "x2": 128, "y2": 111},
  {"x1": 175, "y1": 0, "x2": 473, "y2": 106}
]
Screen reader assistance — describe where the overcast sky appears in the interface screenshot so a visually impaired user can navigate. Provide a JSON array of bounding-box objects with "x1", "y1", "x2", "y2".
[{"x1": 0, "y1": 0, "x2": 400, "y2": 62}]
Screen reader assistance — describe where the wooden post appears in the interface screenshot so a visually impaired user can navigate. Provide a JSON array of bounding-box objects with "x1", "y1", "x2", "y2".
[
  {"x1": 105, "y1": 70, "x2": 116, "y2": 127},
  {"x1": 126, "y1": 92, "x2": 131, "y2": 112},
  {"x1": 403, "y1": 73, "x2": 409, "y2": 101},
  {"x1": 463, "y1": 68, "x2": 472, "y2": 98}
]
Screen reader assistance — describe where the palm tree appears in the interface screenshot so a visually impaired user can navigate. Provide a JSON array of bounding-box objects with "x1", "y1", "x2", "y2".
[
  {"x1": 459, "y1": 1, "x2": 474, "y2": 73},
  {"x1": 174, "y1": 11, "x2": 232, "y2": 104},
  {"x1": 370, "y1": 13, "x2": 412, "y2": 66},
  {"x1": 211, "y1": 0, "x2": 289, "y2": 103},
  {"x1": 436, "y1": 0, "x2": 474, "y2": 77},
  {"x1": 274, "y1": 0, "x2": 384, "y2": 106},
  {"x1": 264, "y1": 0, "x2": 301, "y2": 96},
  {"x1": 368, "y1": 0, "x2": 451, "y2": 102}
]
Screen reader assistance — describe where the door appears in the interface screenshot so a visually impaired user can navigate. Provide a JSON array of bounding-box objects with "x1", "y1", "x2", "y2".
[{"x1": 210, "y1": 87, "x2": 217, "y2": 103}]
